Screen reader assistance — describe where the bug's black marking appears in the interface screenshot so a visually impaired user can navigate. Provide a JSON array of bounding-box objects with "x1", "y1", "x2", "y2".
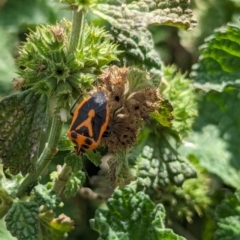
[
  {"x1": 85, "y1": 138, "x2": 93, "y2": 145},
  {"x1": 71, "y1": 131, "x2": 78, "y2": 139},
  {"x1": 76, "y1": 126, "x2": 91, "y2": 137},
  {"x1": 81, "y1": 144, "x2": 89, "y2": 149}
]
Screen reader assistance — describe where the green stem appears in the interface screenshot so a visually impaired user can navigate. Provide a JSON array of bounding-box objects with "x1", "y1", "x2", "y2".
[
  {"x1": 16, "y1": 116, "x2": 63, "y2": 198},
  {"x1": 17, "y1": 8, "x2": 86, "y2": 199},
  {"x1": 49, "y1": 9, "x2": 86, "y2": 197},
  {"x1": 52, "y1": 164, "x2": 72, "y2": 196},
  {"x1": 68, "y1": 9, "x2": 85, "y2": 53}
]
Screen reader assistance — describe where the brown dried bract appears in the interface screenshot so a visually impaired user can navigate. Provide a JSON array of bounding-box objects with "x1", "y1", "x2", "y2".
[
  {"x1": 12, "y1": 77, "x2": 25, "y2": 90},
  {"x1": 98, "y1": 66, "x2": 128, "y2": 113},
  {"x1": 98, "y1": 66, "x2": 163, "y2": 153},
  {"x1": 50, "y1": 24, "x2": 65, "y2": 42}
]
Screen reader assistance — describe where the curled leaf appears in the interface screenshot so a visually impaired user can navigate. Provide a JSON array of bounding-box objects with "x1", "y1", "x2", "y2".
[{"x1": 192, "y1": 24, "x2": 240, "y2": 92}]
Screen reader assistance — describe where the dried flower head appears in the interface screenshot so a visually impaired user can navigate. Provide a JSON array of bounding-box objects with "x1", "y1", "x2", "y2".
[{"x1": 97, "y1": 66, "x2": 163, "y2": 153}]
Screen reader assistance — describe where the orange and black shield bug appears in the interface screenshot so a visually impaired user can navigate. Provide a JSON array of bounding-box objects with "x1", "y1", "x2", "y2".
[{"x1": 67, "y1": 91, "x2": 109, "y2": 156}]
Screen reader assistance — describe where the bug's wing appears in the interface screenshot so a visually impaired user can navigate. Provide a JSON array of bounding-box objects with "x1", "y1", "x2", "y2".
[
  {"x1": 91, "y1": 92, "x2": 109, "y2": 142},
  {"x1": 92, "y1": 107, "x2": 108, "y2": 141}
]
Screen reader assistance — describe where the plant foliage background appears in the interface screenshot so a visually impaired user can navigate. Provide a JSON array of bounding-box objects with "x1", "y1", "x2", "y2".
[{"x1": 0, "y1": 0, "x2": 240, "y2": 240}]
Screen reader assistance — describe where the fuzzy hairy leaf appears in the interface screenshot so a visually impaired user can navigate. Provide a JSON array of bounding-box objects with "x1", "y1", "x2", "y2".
[
  {"x1": 0, "y1": 90, "x2": 48, "y2": 175},
  {"x1": 5, "y1": 200, "x2": 73, "y2": 240},
  {"x1": 84, "y1": 150, "x2": 103, "y2": 166},
  {"x1": 93, "y1": 0, "x2": 196, "y2": 76},
  {"x1": 34, "y1": 184, "x2": 61, "y2": 210},
  {"x1": 159, "y1": 157, "x2": 211, "y2": 222},
  {"x1": 0, "y1": 166, "x2": 23, "y2": 197},
  {"x1": 133, "y1": 134, "x2": 196, "y2": 189},
  {"x1": 110, "y1": 25, "x2": 162, "y2": 76},
  {"x1": 5, "y1": 201, "x2": 39, "y2": 240},
  {"x1": 90, "y1": 186, "x2": 185, "y2": 240},
  {"x1": 192, "y1": 24, "x2": 240, "y2": 92},
  {"x1": 64, "y1": 171, "x2": 86, "y2": 198},
  {"x1": 214, "y1": 190, "x2": 240, "y2": 240},
  {"x1": 95, "y1": 1, "x2": 196, "y2": 30},
  {"x1": 57, "y1": 134, "x2": 73, "y2": 151},
  {"x1": 64, "y1": 153, "x2": 82, "y2": 173},
  {"x1": 192, "y1": 89, "x2": 240, "y2": 188},
  {"x1": 62, "y1": 154, "x2": 86, "y2": 197},
  {"x1": 161, "y1": 65, "x2": 197, "y2": 139}
]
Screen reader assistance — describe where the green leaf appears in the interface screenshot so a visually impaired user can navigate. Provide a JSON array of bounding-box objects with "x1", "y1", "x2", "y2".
[
  {"x1": 58, "y1": 154, "x2": 86, "y2": 197},
  {"x1": 38, "y1": 207, "x2": 74, "y2": 240},
  {"x1": 150, "y1": 99, "x2": 174, "y2": 128},
  {"x1": 64, "y1": 153, "x2": 82, "y2": 173},
  {"x1": 189, "y1": 88, "x2": 240, "y2": 188},
  {"x1": 161, "y1": 65, "x2": 197, "y2": 139},
  {"x1": 84, "y1": 150, "x2": 102, "y2": 166},
  {"x1": 95, "y1": 1, "x2": 196, "y2": 30},
  {"x1": 0, "y1": 170, "x2": 22, "y2": 197},
  {"x1": 93, "y1": 0, "x2": 196, "y2": 76},
  {"x1": 90, "y1": 186, "x2": 186, "y2": 240},
  {"x1": 5, "y1": 201, "x2": 39, "y2": 240},
  {"x1": 132, "y1": 133, "x2": 196, "y2": 189},
  {"x1": 0, "y1": 219, "x2": 17, "y2": 240},
  {"x1": 214, "y1": 190, "x2": 240, "y2": 240},
  {"x1": 64, "y1": 171, "x2": 86, "y2": 198},
  {"x1": 0, "y1": 90, "x2": 48, "y2": 175},
  {"x1": 179, "y1": 125, "x2": 240, "y2": 188},
  {"x1": 5, "y1": 200, "x2": 73, "y2": 240},
  {"x1": 192, "y1": 24, "x2": 240, "y2": 92},
  {"x1": 159, "y1": 157, "x2": 211, "y2": 222},
  {"x1": 34, "y1": 184, "x2": 62, "y2": 210},
  {"x1": 57, "y1": 134, "x2": 73, "y2": 152},
  {"x1": 113, "y1": 26, "x2": 163, "y2": 76}
]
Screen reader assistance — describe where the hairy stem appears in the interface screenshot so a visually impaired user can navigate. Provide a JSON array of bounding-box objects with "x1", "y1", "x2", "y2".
[
  {"x1": 50, "y1": 10, "x2": 86, "y2": 196},
  {"x1": 17, "y1": 8, "x2": 85, "y2": 198},
  {"x1": 52, "y1": 164, "x2": 72, "y2": 196},
  {"x1": 16, "y1": 116, "x2": 63, "y2": 198},
  {"x1": 68, "y1": 9, "x2": 85, "y2": 53}
]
